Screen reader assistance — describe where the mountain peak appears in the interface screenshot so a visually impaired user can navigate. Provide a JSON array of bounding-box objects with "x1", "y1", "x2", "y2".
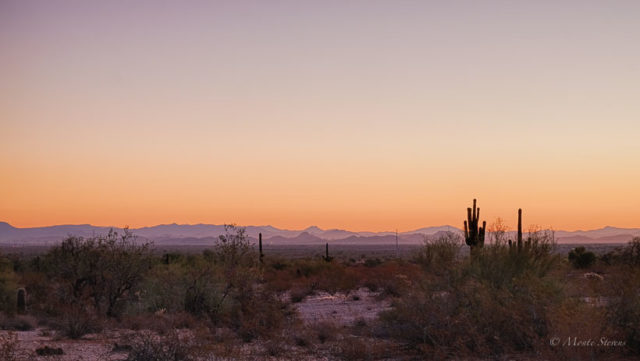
[{"x1": 0, "y1": 222, "x2": 16, "y2": 231}]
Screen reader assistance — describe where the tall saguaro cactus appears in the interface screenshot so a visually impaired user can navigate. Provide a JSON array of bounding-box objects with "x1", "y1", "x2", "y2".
[
  {"x1": 323, "y1": 242, "x2": 332, "y2": 262},
  {"x1": 517, "y1": 208, "x2": 523, "y2": 250},
  {"x1": 509, "y1": 208, "x2": 528, "y2": 252},
  {"x1": 258, "y1": 233, "x2": 264, "y2": 264},
  {"x1": 464, "y1": 199, "x2": 486, "y2": 252}
]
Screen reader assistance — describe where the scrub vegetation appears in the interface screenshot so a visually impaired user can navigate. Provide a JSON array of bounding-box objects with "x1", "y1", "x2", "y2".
[{"x1": 1, "y1": 224, "x2": 639, "y2": 360}]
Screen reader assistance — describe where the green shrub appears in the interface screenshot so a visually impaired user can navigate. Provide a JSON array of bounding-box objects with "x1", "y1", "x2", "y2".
[
  {"x1": 568, "y1": 247, "x2": 596, "y2": 269},
  {"x1": 139, "y1": 225, "x2": 291, "y2": 342},
  {"x1": 380, "y1": 233, "x2": 562, "y2": 357}
]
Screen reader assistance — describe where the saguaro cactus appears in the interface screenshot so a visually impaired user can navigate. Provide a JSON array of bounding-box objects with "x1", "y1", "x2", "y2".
[
  {"x1": 259, "y1": 233, "x2": 264, "y2": 264},
  {"x1": 517, "y1": 208, "x2": 523, "y2": 250},
  {"x1": 323, "y1": 242, "x2": 332, "y2": 262},
  {"x1": 17, "y1": 288, "x2": 27, "y2": 314},
  {"x1": 464, "y1": 199, "x2": 486, "y2": 252},
  {"x1": 509, "y1": 208, "x2": 528, "y2": 251}
]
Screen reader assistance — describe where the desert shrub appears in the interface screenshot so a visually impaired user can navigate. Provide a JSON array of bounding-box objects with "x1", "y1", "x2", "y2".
[
  {"x1": 605, "y1": 268, "x2": 640, "y2": 353},
  {"x1": 228, "y1": 286, "x2": 290, "y2": 342},
  {"x1": 269, "y1": 258, "x2": 288, "y2": 271},
  {"x1": 139, "y1": 264, "x2": 190, "y2": 314},
  {"x1": 16, "y1": 271, "x2": 49, "y2": 315},
  {"x1": 333, "y1": 336, "x2": 397, "y2": 361},
  {"x1": 35, "y1": 346, "x2": 64, "y2": 356},
  {"x1": 141, "y1": 257, "x2": 232, "y2": 320},
  {"x1": 289, "y1": 286, "x2": 312, "y2": 303},
  {"x1": 544, "y1": 298, "x2": 614, "y2": 361},
  {"x1": 139, "y1": 225, "x2": 291, "y2": 342},
  {"x1": 599, "y1": 238, "x2": 640, "y2": 267},
  {"x1": 333, "y1": 336, "x2": 369, "y2": 360},
  {"x1": 51, "y1": 303, "x2": 102, "y2": 339},
  {"x1": 380, "y1": 233, "x2": 562, "y2": 357},
  {"x1": 264, "y1": 257, "x2": 363, "y2": 295},
  {"x1": 363, "y1": 258, "x2": 383, "y2": 268},
  {"x1": 621, "y1": 237, "x2": 640, "y2": 267},
  {"x1": 313, "y1": 264, "x2": 359, "y2": 294},
  {"x1": 160, "y1": 252, "x2": 184, "y2": 265},
  {"x1": 413, "y1": 232, "x2": 461, "y2": 275},
  {"x1": 43, "y1": 229, "x2": 152, "y2": 318},
  {"x1": 466, "y1": 229, "x2": 558, "y2": 291},
  {"x1": 263, "y1": 336, "x2": 286, "y2": 357},
  {"x1": 126, "y1": 331, "x2": 201, "y2": 361},
  {"x1": 0, "y1": 255, "x2": 18, "y2": 315},
  {"x1": 568, "y1": 247, "x2": 596, "y2": 269},
  {"x1": 310, "y1": 321, "x2": 341, "y2": 344},
  {"x1": 0, "y1": 315, "x2": 36, "y2": 331}
]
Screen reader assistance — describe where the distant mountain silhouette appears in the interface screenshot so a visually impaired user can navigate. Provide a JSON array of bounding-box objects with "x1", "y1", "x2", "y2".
[
  {"x1": 0, "y1": 222, "x2": 638, "y2": 246},
  {"x1": 0, "y1": 222, "x2": 16, "y2": 233}
]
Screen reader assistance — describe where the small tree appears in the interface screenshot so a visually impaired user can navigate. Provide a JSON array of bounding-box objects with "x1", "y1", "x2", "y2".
[
  {"x1": 568, "y1": 247, "x2": 596, "y2": 269},
  {"x1": 44, "y1": 228, "x2": 152, "y2": 317}
]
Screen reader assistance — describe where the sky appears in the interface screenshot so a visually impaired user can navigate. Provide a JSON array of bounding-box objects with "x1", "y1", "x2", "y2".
[{"x1": 1, "y1": 1, "x2": 639, "y2": 232}]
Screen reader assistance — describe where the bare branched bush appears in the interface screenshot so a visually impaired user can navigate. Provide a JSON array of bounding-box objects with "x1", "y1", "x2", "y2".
[
  {"x1": 126, "y1": 331, "x2": 201, "y2": 361},
  {"x1": 488, "y1": 217, "x2": 508, "y2": 244},
  {"x1": 51, "y1": 303, "x2": 102, "y2": 339}
]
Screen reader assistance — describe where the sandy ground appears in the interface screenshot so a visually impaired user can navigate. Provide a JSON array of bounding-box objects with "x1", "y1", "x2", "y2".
[
  {"x1": 294, "y1": 288, "x2": 391, "y2": 325},
  {"x1": 0, "y1": 289, "x2": 391, "y2": 360},
  {"x1": 0, "y1": 329, "x2": 128, "y2": 360}
]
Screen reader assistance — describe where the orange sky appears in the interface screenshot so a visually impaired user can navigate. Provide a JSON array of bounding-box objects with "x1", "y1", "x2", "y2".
[{"x1": 1, "y1": 1, "x2": 639, "y2": 231}]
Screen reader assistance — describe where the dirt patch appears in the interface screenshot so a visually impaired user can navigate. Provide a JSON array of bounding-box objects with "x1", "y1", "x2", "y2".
[
  {"x1": 0, "y1": 329, "x2": 128, "y2": 361},
  {"x1": 294, "y1": 288, "x2": 391, "y2": 325}
]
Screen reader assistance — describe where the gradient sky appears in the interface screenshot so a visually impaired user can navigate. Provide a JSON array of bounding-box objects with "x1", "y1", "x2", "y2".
[{"x1": 1, "y1": 1, "x2": 639, "y2": 231}]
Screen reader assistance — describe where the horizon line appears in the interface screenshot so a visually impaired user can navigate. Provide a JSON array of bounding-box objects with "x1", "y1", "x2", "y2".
[{"x1": 2, "y1": 221, "x2": 638, "y2": 234}]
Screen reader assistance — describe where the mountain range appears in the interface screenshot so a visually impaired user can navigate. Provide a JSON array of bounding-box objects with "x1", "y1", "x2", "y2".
[{"x1": 0, "y1": 222, "x2": 638, "y2": 246}]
